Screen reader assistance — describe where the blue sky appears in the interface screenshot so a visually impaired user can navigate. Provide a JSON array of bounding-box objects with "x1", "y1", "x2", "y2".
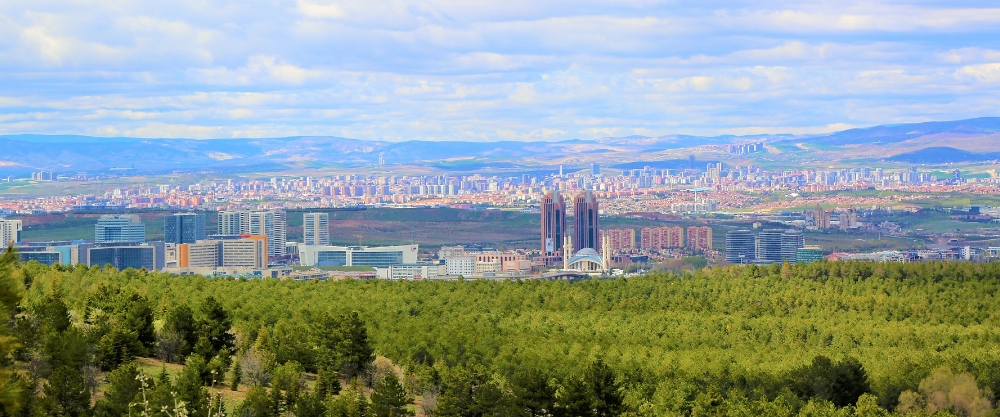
[{"x1": 1, "y1": 0, "x2": 999, "y2": 141}]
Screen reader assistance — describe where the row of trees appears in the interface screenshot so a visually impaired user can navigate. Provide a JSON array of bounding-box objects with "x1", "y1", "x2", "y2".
[{"x1": 2, "y1": 249, "x2": 1000, "y2": 415}]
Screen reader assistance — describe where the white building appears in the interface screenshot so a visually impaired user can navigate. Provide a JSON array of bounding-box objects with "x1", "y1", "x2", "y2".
[
  {"x1": 377, "y1": 263, "x2": 447, "y2": 280},
  {"x1": 0, "y1": 219, "x2": 21, "y2": 248},
  {"x1": 299, "y1": 244, "x2": 419, "y2": 268},
  {"x1": 445, "y1": 255, "x2": 475, "y2": 276},
  {"x1": 217, "y1": 210, "x2": 287, "y2": 258},
  {"x1": 303, "y1": 212, "x2": 330, "y2": 245}
]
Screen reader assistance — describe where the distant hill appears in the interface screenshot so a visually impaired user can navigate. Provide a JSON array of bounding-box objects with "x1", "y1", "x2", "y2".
[
  {"x1": 887, "y1": 147, "x2": 1000, "y2": 164},
  {"x1": 1, "y1": 117, "x2": 998, "y2": 174},
  {"x1": 792, "y1": 117, "x2": 1000, "y2": 146}
]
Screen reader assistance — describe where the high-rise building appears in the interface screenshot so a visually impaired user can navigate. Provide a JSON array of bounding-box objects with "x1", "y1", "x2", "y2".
[
  {"x1": 640, "y1": 226, "x2": 683, "y2": 250},
  {"x1": 94, "y1": 214, "x2": 145, "y2": 244},
  {"x1": 756, "y1": 230, "x2": 784, "y2": 264},
  {"x1": 218, "y1": 210, "x2": 250, "y2": 235},
  {"x1": 250, "y1": 210, "x2": 286, "y2": 258},
  {"x1": 725, "y1": 230, "x2": 756, "y2": 264},
  {"x1": 164, "y1": 213, "x2": 206, "y2": 244},
  {"x1": 686, "y1": 226, "x2": 713, "y2": 252},
  {"x1": 591, "y1": 163, "x2": 600, "y2": 176},
  {"x1": 781, "y1": 230, "x2": 805, "y2": 263},
  {"x1": 303, "y1": 212, "x2": 330, "y2": 245},
  {"x1": 0, "y1": 219, "x2": 21, "y2": 248},
  {"x1": 176, "y1": 235, "x2": 268, "y2": 269},
  {"x1": 601, "y1": 229, "x2": 635, "y2": 252},
  {"x1": 796, "y1": 246, "x2": 824, "y2": 264},
  {"x1": 540, "y1": 191, "x2": 566, "y2": 255},
  {"x1": 217, "y1": 210, "x2": 286, "y2": 258},
  {"x1": 573, "y1": 191, "x2": 600, "y2": 251}
]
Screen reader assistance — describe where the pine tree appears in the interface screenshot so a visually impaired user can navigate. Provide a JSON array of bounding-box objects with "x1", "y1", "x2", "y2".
[
  {"x1": 93, "y1": 362, "x2": 141, "y2": 417},
  {"x1": 371, "y1": 373, "x2": 413, "y2": 417},
  {"x1": 38, "y1": 366, "x2": 91, "y2": 417},
  {"x1": 0, "y1": 245, "x2": 23, "y2": 414}
]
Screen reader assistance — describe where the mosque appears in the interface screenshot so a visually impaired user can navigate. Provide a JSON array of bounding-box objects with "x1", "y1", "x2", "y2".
[{"x1": 561, "y1": 235, "x2": 611, "y2": 275}]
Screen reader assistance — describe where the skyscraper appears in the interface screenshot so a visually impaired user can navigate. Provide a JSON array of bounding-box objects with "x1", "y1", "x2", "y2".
[
  {"x1": 540, "y1": 191, "x2": 566, "y2": 255},
  {"x1": 573, "y1": 191, "x2": 600, "y2": 251},
  {"x1": 0, "y1": 219, "x2": 21, "y2": 248},
  {"x1": 725, "y1": 230, "x2": 755, "y2": 264},
  {"x1": 303, "y1": 212, "x2": 330, "y2": 245},
  {"x1": 591, "y1": 163, "x2": 600, "y2": 176},
  {"x1": 95, "y1": 214, "x2": 145, "y2": 244},
  {"x1": 164, "y1": 212, "x2": 206, "y2": 244}
]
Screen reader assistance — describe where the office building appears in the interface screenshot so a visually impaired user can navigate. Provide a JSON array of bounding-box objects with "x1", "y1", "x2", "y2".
[
  {"x1": 164, "y1": 212, "x2": 206, "y2": 244},
  {"x1": 94, "y1": 214, "x2": 145, "y2": 243},
  {"x1": 378, "y1": 263, "x2": 447, "y2": 280},
  {"x1": 781, "y1": 230, "x2": 805, "y2": 263},
  {"x1": 756, "y1": 230, "x2": 784, "y2": 264},
  {"x1": 725, "y1": 230, "x2": 756, "y2": 264},
  {"x1": 218, "y1": 210, "x2": 287, "y2": 258},
  {"x1": 573, "y1": 191, "x2": 600, "y2": 251},
  {"x1": 540, "y1": 191, "x2": 566, "y2": 255},
  {"x1": 796, "y1": 246, "x2": 824, "y2": 264},
  {"x1": 687, "y1": 226, "x2": 713, "y2": 252},
  {"x1": 591, "y1": 163, "x2": 600, "y2": 176},
  {"x1": 0, "y1": 219, "x2": 21, "y2": 248},
  {"x1": 445, "y1": 255, "x2": 475, "y2": 276},
  {"x1": 82, "y1": 243, "x2": 164, "y2": 270},
  {"x1": 303, "y1": 212, "x2": 330, "y2": 245},
  {"x1": 176, "y1": 235, "x2": 268, "y2": 270},
  {"x1": 299, "y1": 244, "x2": 419, "y2": 268}
]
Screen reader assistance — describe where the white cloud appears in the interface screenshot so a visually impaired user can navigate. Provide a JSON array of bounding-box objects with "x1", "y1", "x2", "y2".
[{"x1": 955, "y1": 63, "x2": 1000, "y2": 83}]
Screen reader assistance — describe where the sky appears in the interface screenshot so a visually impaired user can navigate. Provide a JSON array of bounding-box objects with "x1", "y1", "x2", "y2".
[{"x1": 1, "y1": 0, "x2": 1000, "y2": 141}]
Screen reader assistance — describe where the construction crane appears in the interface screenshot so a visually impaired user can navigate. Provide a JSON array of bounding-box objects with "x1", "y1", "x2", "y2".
[{"x1": 354, "y1": 235, "x2": 363, "y2": 246}]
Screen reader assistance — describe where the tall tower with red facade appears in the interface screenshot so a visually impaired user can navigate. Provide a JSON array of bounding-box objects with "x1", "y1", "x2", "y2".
[
  {"x1": 541, "y1": 191, "x2": 566, "y2": 256},
  {"x1": 573, "y1": 191, "x2": 600, "y2": 251}
]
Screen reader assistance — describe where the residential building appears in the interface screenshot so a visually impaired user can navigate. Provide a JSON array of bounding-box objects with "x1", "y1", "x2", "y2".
[
  {"x1": 641, "y1": 226, "x2": 684, "y2": 250},
  {"x1": 303, "y1": 212, "x2": 330, "y2": 245},
  {"x1": 602, "y1": 229, "x2": 636, "y2": 252},
  {"x1": 0, "y1": 219, "x2": 21, "y2": 248},
  {"x1": 687, "y1": 226, "x2": 713, "y2": 252},
  {"x1": 94, "y1": 214, "x2": 145, "y2": 243}
]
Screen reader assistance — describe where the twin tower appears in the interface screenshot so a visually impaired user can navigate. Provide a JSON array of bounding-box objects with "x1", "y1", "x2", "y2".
[{"x1": 540, "y1": 190, "x2": 599, "y2": 258}]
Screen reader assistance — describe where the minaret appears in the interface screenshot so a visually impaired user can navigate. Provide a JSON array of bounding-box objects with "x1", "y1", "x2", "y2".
[
  {"x1": 602, "y1": 235, "x2": 610, "y2": 271},
  {"x1": 563, "y1": 235, "x2": 573, "y2": 270}
]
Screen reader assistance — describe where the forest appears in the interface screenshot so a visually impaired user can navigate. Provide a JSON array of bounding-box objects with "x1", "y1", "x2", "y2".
[{"x1": 0, "y1": 247, "x2": 998, "y2": 416}]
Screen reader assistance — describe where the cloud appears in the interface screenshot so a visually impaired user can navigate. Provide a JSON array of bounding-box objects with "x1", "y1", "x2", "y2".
[
  {"x1": 955, "y1": 63, "x2": 1000, "y2": 83},
  {"x1": 0, "y1": 0, "x2": 999, "y2": 140}
]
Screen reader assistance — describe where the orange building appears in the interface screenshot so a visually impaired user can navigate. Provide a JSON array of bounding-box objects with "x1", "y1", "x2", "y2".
[
  {"x1": 686, "y1": 226, "x2": 713, "y2": 252},
  {"x1": 601, "y1": 229, "x2": 636, "y2": 252},
  {"x1": 640, "y1": 226, "x2": 684, "y2": 250}
]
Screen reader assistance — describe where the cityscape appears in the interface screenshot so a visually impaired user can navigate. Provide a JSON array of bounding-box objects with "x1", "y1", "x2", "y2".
[{"x1": 2, "y1": 0, "x2": 1000, "y2": 416}]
